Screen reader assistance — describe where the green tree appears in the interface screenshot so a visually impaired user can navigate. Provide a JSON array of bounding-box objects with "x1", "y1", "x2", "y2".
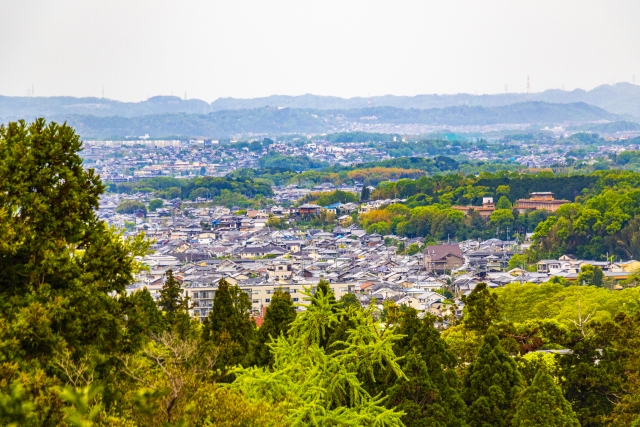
[
  {"x1": 158, "y1": 269, "x2": 191, "y2": 334},
  {"x1": 496, "y1": 195, "x2": 512, "y2": 209},
  {"x1": 148, "y1": 199, "x2": 164, "y2": 211},
  {"x1": 129, "y1": 287, "x2": 166, "y2": 336},
  {"x1": 512, "y1": 368, "x2": 579, "y2": 427},
  {"x1": 507, "y1": 253, "x2": 528, "y2": 271},
  {"x1": 203, "y1": 278, "x2": 256, "y2": 370},
  {"x1": 490, "y1": 209, "x2": 515, "y2": 228},
  {"x1": 462, "y1": 330, "x2": 523, "y2": 427},
  {"x1": 115, "y1": 199, "x2": 147, "y2": 215},
  {"x1": 577, "y1": 264, "x2": 604, "y2": 287},
  {"x1": 231, "y1": 287, "x2": 406, "y2": 426},
  {"x1": 252, "y1": 288, "x2": 297, "y2": 367},
  {"x1": 0, "y1": 119, "x2": 150, "y2": 423},
  {"x1": 389, "y1": 310, "x2": 467, "y2": 427},
  {"x1": 361, "y1": 185, "x2": 371, "y2": 200},
  {"x1": 461, "y1": 282, "x2": 500, "y2": 334}
]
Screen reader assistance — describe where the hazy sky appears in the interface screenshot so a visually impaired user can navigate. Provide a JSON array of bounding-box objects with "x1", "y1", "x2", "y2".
[{"x1": 1, "y1": 0, "x2": 639, "y2": 102}]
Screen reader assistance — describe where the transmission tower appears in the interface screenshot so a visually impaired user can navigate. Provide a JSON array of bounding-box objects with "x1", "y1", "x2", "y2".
[{"x1": 526, "y1": 75, "x2": 531, "y2": 102}]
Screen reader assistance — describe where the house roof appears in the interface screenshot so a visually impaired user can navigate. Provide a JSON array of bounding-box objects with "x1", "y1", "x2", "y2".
[{"x1": 423, "y1": 244, "x2": 463, "y2": 260}]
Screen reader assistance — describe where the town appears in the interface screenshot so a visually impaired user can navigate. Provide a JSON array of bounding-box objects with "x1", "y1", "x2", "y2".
[{"x1": 96, "y1": 186, "x2": 639, "y2": 323}]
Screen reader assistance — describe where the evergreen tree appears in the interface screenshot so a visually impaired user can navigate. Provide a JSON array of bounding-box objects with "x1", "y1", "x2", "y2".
[
  {"x1": 157, "y1": 269, "x2": 191, "y2": 335},
  {"x1": 251, "y1": 288, "x2": 297, "y2": 367},
  {"x1": 461, "y1": 282, "x2": 500, "y2": 334},
  {"x1": 463, "y1": 330, "x2": 522, "y2": 427},
  {"x1": 0, "y1": 119, "x2": 150, "y2": 423},
  {"x1": 388, "y1": 310, "x2": 467, "y2": 427},
  {"x1": 512, "y1": 368, "x2": 579, "y2": 427},
  {"x1": 203, "y1": 278, "x2": 256, "y2": 369},
  {"x1": 361, "y1": 185, "x2": 371, "y2": 201},
  {"x1": 129, "y1": 287, "x2": 166, "y2": 336}
]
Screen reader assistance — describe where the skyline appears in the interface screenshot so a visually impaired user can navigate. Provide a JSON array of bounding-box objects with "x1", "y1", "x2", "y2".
[{"x1": 1, "y1": 1, "x2": 639, "y2": 102}]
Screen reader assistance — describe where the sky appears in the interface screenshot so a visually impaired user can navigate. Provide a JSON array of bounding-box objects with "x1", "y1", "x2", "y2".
[{"x1": 1, "y1": 0, "x2": 639, "y2": 102}]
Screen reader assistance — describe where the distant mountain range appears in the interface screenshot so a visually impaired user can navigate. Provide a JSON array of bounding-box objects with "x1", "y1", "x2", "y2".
[
  {"x1": 211, "y1": 83, "x2": 640, "y2": 117},
  {"x1": 1, "y1": 83, "x2": 639, "y2": 121},
  {"x1": 59, "y1": 102, "x2": 621, "y2": 139}
]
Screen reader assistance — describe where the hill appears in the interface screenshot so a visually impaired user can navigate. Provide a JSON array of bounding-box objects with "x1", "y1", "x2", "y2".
[
  {"x1": 1, "y1": 83, "x2": 639, "y2": 120},
  {"x1": 57, "y1": 102, "x2": 620, "y2": 139}
]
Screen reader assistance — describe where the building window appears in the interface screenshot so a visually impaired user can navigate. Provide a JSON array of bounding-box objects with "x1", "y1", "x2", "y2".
[
  {"x1": 292, "y1": 298, "x2": 299, "y2": 302},
  {"x1": 265, "y1": 298, "x2": 271, "y2": 303}
]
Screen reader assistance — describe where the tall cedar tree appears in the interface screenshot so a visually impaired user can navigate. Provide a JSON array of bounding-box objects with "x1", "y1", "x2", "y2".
[
  {"x1": 388, "y1": 309, "x2": 467, "y2": 427},
  {"x1": 461, "y1": 282, "x2": 500, "y2": 334},
  {"x1": 203, "y1": 278, "x2": 256, "y2": 369},
  {"x1": 0, "y1": 119, "x2": 150, "y2": 424},
  {"x1": 360, "y1": 185, "x2": 371, "y2": 201},
  {"x1": 157, "y1": 269, "x2": 191, "y2": 335},
  {"x1": 462, "y1": 329, "x2": 522, "y2": 427},
  {"x1": 512, "y1": 368, "x2": 579, "y2": 427},
  {"x1": 252, "y1": 288, "x2": 297, "y2": 366}
]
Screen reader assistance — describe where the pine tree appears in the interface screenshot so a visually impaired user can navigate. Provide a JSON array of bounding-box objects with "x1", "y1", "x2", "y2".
[
  {"x1": 203, "y1": 278, "x2": 256, "y2": 369},
  {"x1": 388, "y1": 310, "x2": 467, "y2": 427},
  {"x1": 512, "y1": 368, "x2": 579, "y2": 427},
  {"x1": 251, "y1": 288, "x2": 297, "y2": 366},
  {"x1": 463, "y1": 330, "x2": 522, "y2": 427}
]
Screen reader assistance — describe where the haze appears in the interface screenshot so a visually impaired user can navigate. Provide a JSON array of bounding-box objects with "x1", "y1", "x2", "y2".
[{"x1": 1, "y1": 0, "x2": 639, "y2": 102}]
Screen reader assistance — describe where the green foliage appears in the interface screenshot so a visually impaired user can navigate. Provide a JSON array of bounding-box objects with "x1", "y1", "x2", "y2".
[
  {"x1": 315, "y1": 190, "x2": 358, "y2": 206},
  {"x1": 0, "y1": 383, "x2": 36, "y2": 427},
  {"x1": 231, "y1": 286, "x2": 406, "y2": 426},
  {"x1": 0, "y1": 119, "x2": 150, "y2": 421},
  {"x1": 360, "y1": 185, "x2": 371, "y2": 200},
  {"x1": 512, "y1": 368, "x2": 579, "y2": 427},
  {"x1": 116, "y1": 199, "x2": 147, "y2": 215},
  {"x1": 148, "y1": 199, "x2": 164, "y2": 211},
  {"x1": 203, "y1": 278, "x2": 256, "y2": 370},
  {"x1": 494, "y1": 283, "x2": 640, "y2": 329},
  {"x1": 577, "y1": 264, "x2": 604, "y2": 287},
  {"x1": 389, "y1": 310, "x2": 467, "y2": 427},
  {"x1": 461, "y1": 283, "x2": 500, "y2": 334},
  {"x1": 495, "y1": 195, "x2": 512, "y2": 209},
  {"x1": 258, "y1": 152, "x2": 328, "y2": 171},
  {"x1": 158, "y1": 269, "x2": 191, "y2": 335},
  {"x1": 462, "y1": 330, "x2": 522, "y2": 427},
  {"x1": 252, "y1": 288, "x2": 297, "y2": 367}
]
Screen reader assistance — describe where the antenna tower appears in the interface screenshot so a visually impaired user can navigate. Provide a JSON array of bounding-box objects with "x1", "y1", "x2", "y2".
[{"x1": 526, "y1": 75, "x2": 530, "y2": 102}]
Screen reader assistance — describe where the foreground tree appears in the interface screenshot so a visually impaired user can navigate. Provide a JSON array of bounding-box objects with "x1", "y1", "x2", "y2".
[
  {"x1": 251, "y1": 288, "x2": 297, "y2": 367},
  {"x1": 203, "y1": 278, "x2": 256, "y2": 370},
  {"x1": 512, "y1": 368, "x2": 579, "y2": 427},
  {"x1": 462, "y1": 330, "x2": 522, "y2": 427},
  {"x1": 0, "y1": 119, "x2": 150, "y2": 424},
  {"x1": 388, "y1": 309, "x2": 467, "y2": 427},
  {"x1": 232, "y1": 286, "x2": 406, "y2": 425}
]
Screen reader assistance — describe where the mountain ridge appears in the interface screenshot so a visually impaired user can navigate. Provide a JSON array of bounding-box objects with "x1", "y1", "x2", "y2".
[{"x1": 1, "y1": 83, "x2": 639, "y2": 119}]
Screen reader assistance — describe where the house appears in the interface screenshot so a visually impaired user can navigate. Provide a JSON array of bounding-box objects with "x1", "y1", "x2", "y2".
[
  {"x1": 423, "y1": 244, "x2": 464, "y2": 273},
  {"x1": 298, "y1": 203, "x2": 321, "y2": 215}
]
